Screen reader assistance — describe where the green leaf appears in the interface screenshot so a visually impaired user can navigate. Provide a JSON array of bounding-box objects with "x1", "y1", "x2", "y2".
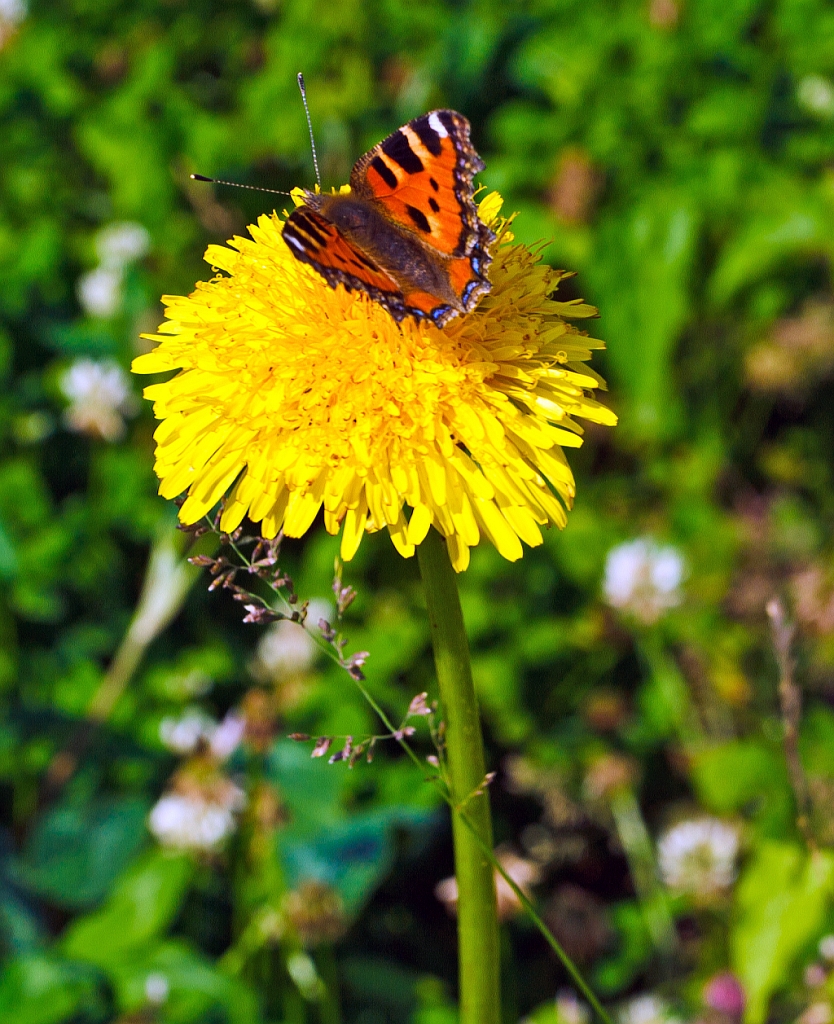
[
  {"x1": 342, "y1": 956, "x2": 419, "y2": 1009},
  {"x1": 0, "y1": 882, "x2": 45, "y2": 954},
  {"x1": 0, "y1": 519, "x2": 17, "y2": 581},
  {"x1": 411, "y1": 976, "x2": 458, "y2": 1024},
  {"x1": 709, "y1": 188, "x2": 831, "y2": 306},
  {"x1": 632, "y1": 645, "x2": 691, "y2": 742},
  {"x1": 593, "y1": 900, "x2": 653, "y2": 994},
  {"x1": 691, "y1": 741, "x2": 784, "y2": 812},
  {"x1": 61, "y1": 850, "x2": 192, "y2": 965},
  {"x1": 107, "y1": 939, "x2": 261, "y2": 1024},
  {"x1": 0, "y1": 954, "x2": 98, "y2": 1024},
  {"x1": 587, "y1": 192, "x2": 698, "y2": 441},
  {"x1": 17, "y1": 797, "x2": 149, "y2": 909},
  {"x1": 800, "y1": 707, "x2": 834, "y2": 777},
  {"x1": 732, "y1": 843, "x2": 834, "y2": 1024},
  {"x1": 280, "y1": 807, "x2": 435, "y2": 915},
  {"x1": 268, "y1": 739, "x2": 346, "y2": 832}
]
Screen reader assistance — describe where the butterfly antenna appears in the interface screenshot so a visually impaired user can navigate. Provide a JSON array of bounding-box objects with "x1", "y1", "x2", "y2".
[
  {"x1": 297, "y1": 72, "x2": 322, "y2": 189},
  {"x1": 190, "y1": 174, "x2": 292, "y2": 197}
]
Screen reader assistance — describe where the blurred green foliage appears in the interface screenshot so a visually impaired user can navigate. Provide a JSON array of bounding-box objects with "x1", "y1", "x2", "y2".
[{"x1": 2, "y1": 0, "x2": 834, "y2": 1021}]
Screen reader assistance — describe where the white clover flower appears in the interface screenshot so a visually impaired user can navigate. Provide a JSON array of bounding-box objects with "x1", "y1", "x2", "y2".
[
  {"x1": 209, "y1": 711, "x2": 245, "y2": 760},
  {"x1": 603, "y1": 538, "x2": 685, "y2": 623},
  {"x1": 148, "y1": 782, "x2": 245, "y2": 852},
  {"x1": 0, "y1": 0, "x2": 25, "y2": 46},
  {"x1": 797, "y1": 76, "x2": 834, "y2": 118},
  {"x1": 657, "y1": 818, "x2": 739, "y2": 896},
  {"x1": 304, "y1": 598, "x2": 335, "y2": 634},
  {"x1": 77, "y1": 266, "x2": 124, "y2": 318},
  {"x1": 144, "y1": 973, "x2": 169, "y2": 1006},
  {"x1": 555, "y1": 991, "x2": 591, "y2": 1024},
  {"x1": 95, "y1": 221, "x2": 151, "y2": 269},
  {"x1": 159, "y1": 708, "x2": 216, "y2": 755},
  {"x1": 159, "y1": 707, "x2": 244, "y2": 760},
  {"x1": 0, "y1": 0, "x2": 25, "y2": 20},
  {"x1": 78, "y1": 223, "x2": 150, "y2": 320},
  {"x1": 60, "y1": 358, "x2": 137, "y2": 441},
  {"x1": 798, "y1": 1004, "x2": 834, "y2": 1024},
  {"x1": 250, "y1": 598, "x2": 332, "y2": 682},
  {"x1": 619, "y1": 995, "x2": 682, "y2": 1024}
]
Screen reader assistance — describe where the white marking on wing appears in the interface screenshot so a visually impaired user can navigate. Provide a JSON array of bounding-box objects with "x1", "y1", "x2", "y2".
[{"x1": 428, "y1": 112, "x2": 448, "y2": 138}]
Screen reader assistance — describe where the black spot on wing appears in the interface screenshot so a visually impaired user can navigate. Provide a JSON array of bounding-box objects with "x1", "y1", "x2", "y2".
[
  {"x1": 288, "y1": 210, "x2": 327, "y2": 248},
  {"x1": 428, "y1": 197, "x2": 440, "y2": 213},
  {"x1": 282, "y1": 224, "x2": 307, "y2": 251},
  {"x1": 405, "y1": 204, "x2": 431, "y2": 233},
  {"x1": 354, "y1": 252, "x2": 380, "y2": 272},
  {"x1": 370, "y1": 155, "x2": 397, "y2": 190},
  {"x1": 411, "y1": 116, "x2": 443, "y2": 156},
  {"x1": 381, "y1": 130, "x2": 424, "y2": 175},
  {"x1": 282, "y1": 228, "x2": 315, "y2": 257}
]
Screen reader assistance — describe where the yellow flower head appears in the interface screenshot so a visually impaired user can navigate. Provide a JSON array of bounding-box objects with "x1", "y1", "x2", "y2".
[{"x1": 133, "y1": 194, "x2": 616, "y2": 572}]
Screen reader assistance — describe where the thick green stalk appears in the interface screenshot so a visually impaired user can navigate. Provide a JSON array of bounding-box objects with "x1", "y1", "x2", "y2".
[{"x1": 417, "y1": 528, "x2": 500, "y2": 1024}]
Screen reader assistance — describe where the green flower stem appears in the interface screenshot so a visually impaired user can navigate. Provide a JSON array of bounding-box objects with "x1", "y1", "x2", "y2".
[
  {"x1": 417, "y1": 528, "x2": 500, "y2": 1024},
  {"x1": 317, "y1": 946, "x2": 341, "y2": 1024},
  {"x1": 88, "y1": 526, "x2": 208, "y2": 721},
  {"x1": 455, "y1": 804, "x2": 612, "y2": 1024},
  {"x1": 609, "y1": 788, "x2": 677, "y2": 957}
]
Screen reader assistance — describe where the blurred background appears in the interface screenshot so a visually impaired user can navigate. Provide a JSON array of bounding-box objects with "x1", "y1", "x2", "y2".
[{"x1": 2, "y1": 0, "x2": 834, "y2": 1021}]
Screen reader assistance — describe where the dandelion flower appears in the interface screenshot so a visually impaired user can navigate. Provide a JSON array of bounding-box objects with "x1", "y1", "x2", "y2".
[{"x1": 133, "y1": 194, "x2": 615, "y2": 571}]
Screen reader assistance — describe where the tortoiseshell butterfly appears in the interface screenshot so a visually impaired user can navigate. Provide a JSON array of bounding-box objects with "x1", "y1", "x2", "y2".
[{"x1": 281, "y1": 109, "x2": 495, "y2": 327}]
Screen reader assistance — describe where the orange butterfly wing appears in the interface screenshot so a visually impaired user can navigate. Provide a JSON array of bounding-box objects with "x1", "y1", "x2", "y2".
[
  {"x1": 282, "y1": 109, "x2": 495, "y2": 326},
  {"x1": 351, "y1": 110, "x2": 487, "y2": 259},
  {"x1": 283, "y1": 205, "x2": 413, "y2": 318}
]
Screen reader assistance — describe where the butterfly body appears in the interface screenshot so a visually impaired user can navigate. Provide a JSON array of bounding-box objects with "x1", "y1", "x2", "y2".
[{"x1": 282, "y1": 109, "x2": 495, "y2": 327}]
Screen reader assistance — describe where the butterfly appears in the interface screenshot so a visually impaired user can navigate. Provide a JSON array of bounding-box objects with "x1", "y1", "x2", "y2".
[{"x1": 281, "y1": 109, "x2": 495, "y2": 327}]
